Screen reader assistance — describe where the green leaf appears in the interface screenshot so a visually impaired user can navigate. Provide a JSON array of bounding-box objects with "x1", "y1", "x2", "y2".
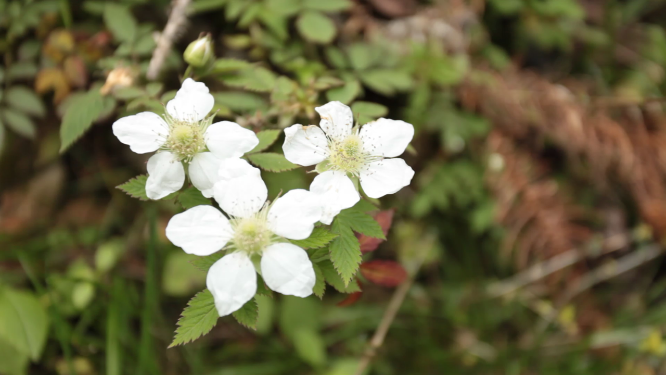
[
  {"x1": 361, "y1": 69, "x2": 413, "y2": 95},
  {"x1": 292, "y1": 329, "x2": 327, "y2": 367},
  {"x1": 351, "y1": 101, "x2": 388, "y2": 124},
  {"x1": 296, "y1": 11, "x2": 336, "y2": 44},
  {"x1": 0, "y1": 337, "x2": 29, "y2": 375},
  {"x1": 178, "y1": 187, "x2": 211, "y2": 209},
  {"x1": 312, "y1": 263, "x2": 325, "y2": 299},
  {"x1": 1, "y1": 108, "x2": 36, "y2": 139},
  {"x1": 0, "y1": 286, "x2": 49, "y2": 360},
  {"x1": 112, "y1": 87, "x2": 145, "y2": 100},
  {"x1": 223, "y1": 67, "x2": 277, "y2": 92},
  {"x1": 104, "y1": 4, "x2": 137, "y2": 43},
  {"x1": 347, "y1": 43, "x2": 374, "y2": 71},
  {"x1": 337, "y1": 209, "x2": 386, "y2": 239},
  {"x1": 213, "y1": 91, "x2": 266, "y2": 112},
  {"x1": 116, "y1": 175, "x2": 149, "y2": 201},
  {"x1": 169, "y1": 289, "x2": 219, "y2": 347},
  {"x1": 5, "y1": 86, "x2": 45, "y2": 117},
  {"x1": 328, "y1": 217, "x2": 361, "y2": 286},
  {"x1": 249, "y1": 129, "x2": 281, "y2": 154},
  {"x1": 232, "y1": 298, "x2": 258, "y2": 329},
  {"x1": 326, "y1": 80, "x2": 361, "y2": 104},
  {"x1": 145, "y1": 82, "x2": 163, "y2": 97},
  {"x1": 290, "y1": 227, "x2": 337, "y2": 249},
  {"x1": 190, "y1": 252, "x2": 225, "y2": 272},
  {"x1": 6, "y1": 63, "x2": 38, "y2": 81},
  {"x1": 211, "y1": 58, "x2": 252, "y2": 74},
  {"x1": 308, "y1": 247, "x2": 330, "y2": 263},
  {"x1": 0, "y1": 123, "x2": 5, "y2": 155},
  {"x1": 319, "y1": 260, "x2": 361, "y2": 293},
  {"x1": 325, "y1": 46, "x2": 348, "y2": 69},
  {"x1": 59, "y1": 90, "x2": 104, "y2": 153},
  {"x1": 247, "y1": 152, "x2": 298, "y2": 172},
  {"x1": 302, "y1": 0, "x2": 351, "y2": 11}
]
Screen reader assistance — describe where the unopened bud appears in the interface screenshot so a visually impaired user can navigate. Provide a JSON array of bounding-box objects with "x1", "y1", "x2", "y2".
[{"x1": 184, "y1": 34, "x2": 214, "y2": 67}]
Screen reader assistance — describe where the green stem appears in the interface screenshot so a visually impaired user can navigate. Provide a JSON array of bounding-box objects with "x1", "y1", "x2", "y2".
[
  {"x1": 183, "y1": 65, "x2": 193, "y2": 81},
  {"x1": 138, "y1": 204, "x2": 159, "y2": 374}
]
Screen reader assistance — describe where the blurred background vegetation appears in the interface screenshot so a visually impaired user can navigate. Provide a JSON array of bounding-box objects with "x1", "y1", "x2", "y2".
[{"x1": 5, "y1": 0, "x2": 666, "y2": 373}]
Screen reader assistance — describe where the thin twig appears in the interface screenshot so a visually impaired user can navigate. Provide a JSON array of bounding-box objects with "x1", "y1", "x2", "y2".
[
  {"x1": 354, "y1": 249, "x2": 430, "y2": 375},
  {"x1": 146, "y1": 0, "x2": 191, "y2": 80},
  {"x1": 486, "y1": 233, "x2": 629, "y2": 298}
]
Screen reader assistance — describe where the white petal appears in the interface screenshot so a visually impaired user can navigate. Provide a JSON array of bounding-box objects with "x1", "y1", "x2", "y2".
[
  {"x1": 189, "y1": 152, "x2": 222, "y2": 198},
  {"x1": 282, "y1": 124, "x2": 330, "y2": 166},
  {"x1": 360, "y1": 158, "x2": 414, "y2": 198},
  {"x1": 360, "y1": 118, "x2": 414, "y2": 158},
  {"x1": 261, "y1": 243, "x2": 315, "y2": 298},
  {"x1": 207, "y1": 252, "x2": 257, "y2": 317},
  {"x1": 166, "y1": 78, "x2": 214, "y2": 122},
  {"x1": 315, "y1": 101, "x2": 353, "y2": 141},
  {"x1": 205, "y1": 121, "x2": 259, "y2": 159},
  {"x1": 267, "y1": 189, "x2": 322, "y2": 240},
  {"x1": 166, "y1": 205, "x2": 233, "y2": 256},
  {"x1": 213, "y1": 158, "x2": 267, "y2": 218},
  {"x1": 146, "y1": 152, "x2": 185, "y2": 199},
  {"x1": 310, "y1": 171, "x2": 359, "y2": 225},
  {"x1": 112, "y1": 112, "x2": 168, "y2": 154}
]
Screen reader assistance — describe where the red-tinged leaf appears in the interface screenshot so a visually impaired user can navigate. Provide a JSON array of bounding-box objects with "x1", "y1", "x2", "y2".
[
  {"x1": 358, "y1": 209, "x2": 394, "y2": 253},
  {"x1": 360, "y1": 260, "x2": 407, "y2": 287},
  {"x1": 337, "y1": 280, "x2": 363, "y2": 307}
]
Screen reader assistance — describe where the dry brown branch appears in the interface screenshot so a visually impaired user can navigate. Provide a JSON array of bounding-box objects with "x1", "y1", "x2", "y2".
[{"x1": 146, "y1": 0, "x2": 191, "y2": 80}]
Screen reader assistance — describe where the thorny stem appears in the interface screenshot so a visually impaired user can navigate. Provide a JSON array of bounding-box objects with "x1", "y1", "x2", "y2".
[
  {"x1": 146, "y1": 0, "x2": 191, "y2": 80},
  {"x1": 354, "y1": 247, "x2": 430, "y2": 375}
]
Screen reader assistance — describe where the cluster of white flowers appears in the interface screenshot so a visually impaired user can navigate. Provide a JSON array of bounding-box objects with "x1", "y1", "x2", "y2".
[{"x1": 113, "y1": 79, "x2": 415, "y2": 317}]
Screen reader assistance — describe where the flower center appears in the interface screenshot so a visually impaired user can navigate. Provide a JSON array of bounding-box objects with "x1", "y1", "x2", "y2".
[
  {"x1": 164, "y1": 121, "x2": 206, "y2": 162},
  {"x1": 231, "y1": 216, "x2": 273, "y2": 254},
  {"x1": 328, "y1": 134, "x2": 367, "y2": 174}
]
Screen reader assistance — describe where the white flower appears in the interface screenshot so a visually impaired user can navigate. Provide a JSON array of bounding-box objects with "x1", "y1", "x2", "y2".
[
  {"x1": 282, "y1": 101, "x2": 415, "y2": 224},
  {"x1": 112, "y1": 78, "x2": 259, "y2": 199},
  {"x1": 165, "y1": 187, "x2": 322, "y2": 317}
]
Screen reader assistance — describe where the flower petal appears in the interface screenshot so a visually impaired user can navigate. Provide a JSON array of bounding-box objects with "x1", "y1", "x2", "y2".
[
  {"x1": 282, "y1": 124, "x2": 330, "y2": 166},
  {"x1": 315, "y1": 101, "x2": 353, "y2": 141},
  {"x1": 213, "y1": 158, "x2": 267, "y2": 218},
  {"x1": 261, "y1": 243, "x2": 315, "y2": 298},
  {"x1": 189, "y1": 152, "x2": 222, "y2": 198},
  {"x1": 310, "y1": 170, "x2": 359, "y2": 225},
  {"x1": 166, "y1": 78, "x2": 214, "y2": 122},
  {"x1": 204, "y1": 121, "x2": 259, "y2": 159},
  {"x1": 267, "y1": 189, "x2": 322, "y2": 240},
  {"x1": 207, "y1": 252, "x2": 257, "y2": 317},
  {"x1": 360, "y1": 158, "x2": 414, "y2": 198},
  {"x1": 166, "y1": 205, "x2": 233, "y2": 255},
  {"x1": 146, "y1": 152, "x2": 185, "y2": 199},
  {"x1": 359, "y1": 118, "x2": 414, "y2": 158},
  {"x1": 112, "y1": 112, "x2": 168, "y2": 154}
]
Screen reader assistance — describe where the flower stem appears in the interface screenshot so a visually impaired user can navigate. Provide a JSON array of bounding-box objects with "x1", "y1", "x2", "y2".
[{"x1": 138, "y1": 205, "x2": 159, "y2": 374}]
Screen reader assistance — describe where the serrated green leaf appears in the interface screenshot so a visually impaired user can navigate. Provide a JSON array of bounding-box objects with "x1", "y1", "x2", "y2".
[
  {"x1": 350, "y1": 199, "x2": 378, "y2": 213},
  {"x1": 1, "y1": 108, "x2": 35, "y2": 139},
  {"x1": 290, "y1": 227, "x2": 337, "y2": 249},
  {"x1": 0, "y1": 287, "x2": 49, "y2": 360},
  {"x1": 247, "y1": 152, "x2": 298, "y2": 172},
  {"x1": 351, "y1": 101, "x2": 387, "y2": 124},
  {"x1": 296, "y1": 11, "x2": 336, "y2": 44},
  {"x1": 145, "y1": 82, "x2": 163, "y2": 97},
  {"x1": 328, "y1": 219, "x2": 361, "y2": 286},
  {"x1": 112, "y1": 87, "x2": 145, "y2": 100},
  {"x1": 319, "y1": 260, "x2": 361, "y2": 293},
  {"x1": 59, "y1": 90, "x2": 104, "y2": 152},
  {"x1": 116, "y1": 175, "x2": 149, "y2": 201},
  {"x1": 169, "y1": 289, "x2": 219, "y2": 347},
  {"x1": 308, "y1": 247, "x2": 330, "y2": 263},
  {"x1": 249, "y1": 129, "x2": 281, "y2": 154},
  {"x1": 5, "y1": 86, "x2": 45, "y2": 118},
  {"x1": 178, "y1": 187, "x2": 211, "y2": 209},
  {"x1": 347, "y1": 43, "x2": 374, "y2": 71},
  {"x1": 302, "y1": 0, "x2": 351, "y2": 11},
  {"x1": 232, "y1": 298, "x2": 258, "y2": 329},
  {"x1": 190, "y1": 251, "x2": 225, "y2": 272},
  {"x1": 337, "y1": 209, "x2": 386, "y2": 239},
  {"x1": 325, "y1": 46, "x2": 348, "y2": 69},
  {"x1": 104, "y1": 4, "x2": 137, "y2": 43},
  {"x1": 312, "y1": 263, "x2": 325, "y2": 299},
  {"x1": 360, "y1": 69, "x2": 413, "y2": 96},
  {"x1": 326, "y1": 79, "x2": 361, "y2": 104}
]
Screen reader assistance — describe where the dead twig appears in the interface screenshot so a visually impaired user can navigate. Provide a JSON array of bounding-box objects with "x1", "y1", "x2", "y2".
[{"x1": 146, "y1": 0, "x2": 191, "y2": 80}]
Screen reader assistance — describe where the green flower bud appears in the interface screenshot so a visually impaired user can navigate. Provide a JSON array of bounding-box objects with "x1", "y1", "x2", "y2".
[{"x1": 184, "y1": 34, "x2": 214, "y2": 67}]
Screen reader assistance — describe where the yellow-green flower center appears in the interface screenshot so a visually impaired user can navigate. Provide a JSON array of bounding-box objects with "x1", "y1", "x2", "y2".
[
  {"x1": 232, "y1": 216, "x2": 273, "y2": 254},
  {"x1": 328, "y1": 134, "x2": 367, "y2": 174},
  {"x1": 165, "y1": 122, "x2": 206, "y2": 161}
]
